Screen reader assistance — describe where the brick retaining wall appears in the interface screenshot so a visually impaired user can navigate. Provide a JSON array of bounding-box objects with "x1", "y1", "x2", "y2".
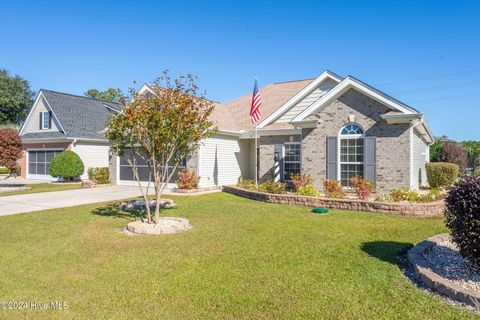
[{"x1": 223, "y1": 186, "x2": 444, "y2": 216}]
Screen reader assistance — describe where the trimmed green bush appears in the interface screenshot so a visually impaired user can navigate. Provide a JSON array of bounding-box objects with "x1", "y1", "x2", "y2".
[
  {"x1": 445, "y1": 176, "x2": 480, "y2": 266},
  {"x1": 238, "y1": 179, "x2": 258, "y2": 191},
  {"x1": 258, "y1": 180, "x2": 286, "y2": 194},
  {"x1": 426, "y1": 162, "x2": 459, "y2": 188},
  {"x1": 49, "y1": 151, "x2": 84, "y2": 181},
  {"x1": 296, "y1": 185, "x2": 321, "y2": 197},
  {"x1": 87, "y1": 167, "x2": 110, "y2": 184}
]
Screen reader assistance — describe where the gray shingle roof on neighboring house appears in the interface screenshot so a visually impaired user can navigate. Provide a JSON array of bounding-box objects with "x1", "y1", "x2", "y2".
[{"x1": 41, "y1": 90, "x2": 122, "y2": 140}]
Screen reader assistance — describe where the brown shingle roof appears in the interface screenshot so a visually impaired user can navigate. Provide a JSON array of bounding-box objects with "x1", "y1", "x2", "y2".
[
  {"x1": 209, "y1": 102, "x2": 240, "y2": 131},
  {"x1": 222, "y1": 78, "x2": 314, "y2": 131}
]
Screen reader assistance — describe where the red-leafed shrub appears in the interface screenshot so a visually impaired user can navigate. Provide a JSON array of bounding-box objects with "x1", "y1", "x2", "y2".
[
  {"x1": 290, "y1": 173, "x2": 313, "y2": 191},
  {"x1": 349, "y1": 176, "x2": 374, "y2": 200},
  {"x1": 176, "y1": 169, "x2": 199, "y2": 190},
  {"x1": 0, "y1": 128, "x2": 22, "y2": 173},
  {"x1": 323, "y1": 180, "x2": 346, "y2": 199}
]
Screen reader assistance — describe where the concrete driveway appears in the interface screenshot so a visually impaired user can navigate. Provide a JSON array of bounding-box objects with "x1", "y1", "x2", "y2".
[{"x1": 0, "y1": 186, "x2": 151, "y2": 217}]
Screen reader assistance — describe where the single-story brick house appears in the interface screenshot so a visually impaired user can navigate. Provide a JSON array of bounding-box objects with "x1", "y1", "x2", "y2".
[{"x1": 20, "y1": 70, "x2": 433, "y2": 192}]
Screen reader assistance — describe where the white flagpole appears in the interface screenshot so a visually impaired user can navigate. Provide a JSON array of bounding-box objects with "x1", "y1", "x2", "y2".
[
  {"x1": 254, "y1": 75, "x2": 258, "y2": 185},
  {"x1": 255, "y1": 123, "x2": 258, "y2": 185}
]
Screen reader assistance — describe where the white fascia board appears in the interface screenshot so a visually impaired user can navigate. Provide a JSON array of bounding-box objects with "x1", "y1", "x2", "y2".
[
  {"x1": 381, "y1": 113, "x2": 422, "y2": 123},
  {"x1": 382, "y1": 113, "x2": 434, "y2": 143},
  {"x1": 19, "y1": 91, "x2": 44, "y2": 135},
  {"x1": 257, "y1": 70, "x2": 343, "y2": 129},
  {"x1": 19, "y1": 91, "x2": 67, "y2": 135},
  {"x1": 239, "y1": 128, "x2": 301, "y2": 139},
  {"x1": 290, "y1": 119, "x2": 320, "y2": 128},
  {"x1": 68, "y1": 137, "x2": 110, "y2": 143},
  {"x1": 216, "y1": 130, "x2": 242, "y2": 137},
  {"x1": 42, "y1": 93, "x2": 68, "y2": 135},
  {"x1": 292, "y1": 77, "x2": 417, "y2": 122},
  {"x1": 21, "y1": 138, "x2": 72, "y2": 144},
  {"x1": 139, "y1": 83, "x2": 156, "y2": 95}
]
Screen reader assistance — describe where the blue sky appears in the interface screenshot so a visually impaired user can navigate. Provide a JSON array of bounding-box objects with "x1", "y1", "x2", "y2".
[{"x1": 1, "y1": 0, "x2": 479, "y2": 140}]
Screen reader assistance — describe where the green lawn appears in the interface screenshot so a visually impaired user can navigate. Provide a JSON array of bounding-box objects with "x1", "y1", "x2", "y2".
[
  {"x1": 0, "y1": 192, "x2": 475, "y2": 319},
  {"x1": 0, "y1": 183, "x2": 82, "y2": 196}
]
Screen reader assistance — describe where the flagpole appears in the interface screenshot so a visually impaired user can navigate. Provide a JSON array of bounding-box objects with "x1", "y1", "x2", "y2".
[
  {"x1": 254, "y1": 74, "x2": 258, "y2": 185},
  {"x1": 255, "y1": 123, "x2": 258, "y2": 185}
]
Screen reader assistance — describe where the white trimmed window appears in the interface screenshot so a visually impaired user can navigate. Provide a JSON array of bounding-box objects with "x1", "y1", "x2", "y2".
[
  {"x1": 42, "y1": 112, "x2": 50, "y2": 129},
  {"x1": 339, "y1": 124, "x2": 364, "y2": 187},
  {"x1": 283, "y1": 143, "x2": 301, "y2": 181}
]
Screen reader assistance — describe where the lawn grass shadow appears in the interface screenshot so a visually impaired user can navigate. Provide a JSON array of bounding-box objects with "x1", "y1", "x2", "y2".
[
  {"x1": 92, "y1": 204, "x2": 146, "y2": 221},
  {"x1": 361, "y1": 241, "x2": 413, "y2": 264}
]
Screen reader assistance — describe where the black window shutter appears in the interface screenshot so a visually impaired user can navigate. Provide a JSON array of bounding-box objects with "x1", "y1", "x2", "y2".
[
  {"x1": 39, "y1": 112, "x2": 42, "y2": 129},
  {"x1": 326, "y1": 136, "x2": 337, "y2": 180},
  {"x1": 364, "y1": 137, "x2": 377, "y2": 189},
  {"x1": 48, "y1": 111, "x2": 52, "y2": 129}
]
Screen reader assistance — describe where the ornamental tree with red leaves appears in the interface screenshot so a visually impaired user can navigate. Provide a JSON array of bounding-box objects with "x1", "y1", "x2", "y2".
[{"x1": 0, "y1": 128, "x2": 22, "y2": 173}]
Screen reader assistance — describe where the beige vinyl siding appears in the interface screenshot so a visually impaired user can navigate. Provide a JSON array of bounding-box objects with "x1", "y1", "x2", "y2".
[
  {"x1": 198, "y1": 135, "x2": 250, "y2": 187},
  {"x1": 276, "y1": 78, "x2": 338, "y2": 123},
  {"x1": 71, "y1": 142, "x2": 110, "y2": 180},
  {"x1": 23, "y1": 96, "x2": 60, "y2": 133},
  {"x1": 412, "y1": 129, "x2": 429, "y2": 189}
]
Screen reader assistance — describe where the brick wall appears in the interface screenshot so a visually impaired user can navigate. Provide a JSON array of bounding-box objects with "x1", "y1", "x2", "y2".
[
  {"x1": 223, "y1": 186, "x2": 444, "y2": 216},
  {"x1": 258, "y1": 135, "x2": 301, "y2": 181},
  {"x1": 301, "y1": 88, "x2": 411, "y2": 192},
  {"x1": 20, "y1": 142, "x2": 72, "y2": 178}
]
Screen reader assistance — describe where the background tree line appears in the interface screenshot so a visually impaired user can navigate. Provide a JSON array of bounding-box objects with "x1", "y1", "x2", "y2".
[{"x1": 430, "y1": 137, "x2": 480, "y2": 174}]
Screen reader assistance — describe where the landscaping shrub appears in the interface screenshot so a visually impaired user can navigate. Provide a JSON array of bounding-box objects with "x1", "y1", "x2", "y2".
[
  {"x1": 417, "y1": 188, "x2": 443, "y2": 202},
  {"x1": 0, "y1": 128, "x2": 22, "y2": 174},
  {"x1": 388, "y1": 188, "x2": 420, "y2": 202},
  {"x1": 296, "y1": 185, "x2": 321, "y2": 197},
  {"x1": 475, "y1": 167, "x2": 480, "y2": 176},
  {"x1": 49, "y1": 151, "x2": 84, "y2": 181},
  {"x1": 349, "y1": 176, "x2": 374, "y2": 200},
  {"x1": 444, "y1": 176, "x2": 480, "y2": 266},
  {"x1": 323, "y1": 180, "x2": 346, "y2": 199},
  {"x1": 426, "y1": 162, "x2": 459, "y2": 188},
  {"x1": 238, "y1": 179, "x2": 258, "y2": 191},
  {"x1": 258, "y1": 180, "x2": 286, "y2": 194},
  {"x1": 375, "y1": 188, "x2": 442, "y2": 203},
  {"x1": 176, "y1": 169, "x2": 199, "y2": 190},
  {"x1": 290, "y1": 173, "x2": 313, "y2": 191},
  {"x1": 87, "y1": 167, "x2": 110, "y2": 184}
]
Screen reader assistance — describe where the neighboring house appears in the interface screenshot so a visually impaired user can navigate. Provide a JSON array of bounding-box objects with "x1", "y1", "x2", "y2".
[
  {"x1": 19, "y1": 90, "x2": 121, "y2": 180},
  {"x1": 20, "y1": 70, "x2": 434, "y2": 192}
]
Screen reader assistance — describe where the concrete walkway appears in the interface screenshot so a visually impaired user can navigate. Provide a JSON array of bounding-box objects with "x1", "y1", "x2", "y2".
[{"x1": 0, "y1": 185, "x2": 220, "y2": 217}]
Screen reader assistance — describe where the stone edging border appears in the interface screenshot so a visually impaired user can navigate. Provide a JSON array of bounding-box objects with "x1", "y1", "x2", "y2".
[
  {"x1": 407, "y1": 233, "x2": 480, "y2": 308},
  {"x1": 222, "y1": 186, "x2": 444, "y2": 216}
]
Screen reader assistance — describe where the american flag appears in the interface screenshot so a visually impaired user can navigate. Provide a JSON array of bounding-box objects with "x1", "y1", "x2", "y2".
[{"x1": 250, "y1": 79, "x2": 262, "y2": 124}]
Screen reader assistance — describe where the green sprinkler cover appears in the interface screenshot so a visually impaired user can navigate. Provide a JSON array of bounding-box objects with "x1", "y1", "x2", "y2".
[{"x1": 312, "y1": 207, "x2": 329, "y2": 214}]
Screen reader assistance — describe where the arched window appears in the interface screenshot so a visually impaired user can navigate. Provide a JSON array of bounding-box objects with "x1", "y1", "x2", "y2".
[{"x1": 339, "y1": 124, "x2": 364, "y2": 187}]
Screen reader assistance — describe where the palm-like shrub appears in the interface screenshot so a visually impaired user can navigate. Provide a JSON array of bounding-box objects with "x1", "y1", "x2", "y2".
[
  {"x1": 49, "y1": 151, "x2": 84, "y2": 181},
  {"x1": 445, "y1": 176, "x2": 480, "y2": 266}
]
